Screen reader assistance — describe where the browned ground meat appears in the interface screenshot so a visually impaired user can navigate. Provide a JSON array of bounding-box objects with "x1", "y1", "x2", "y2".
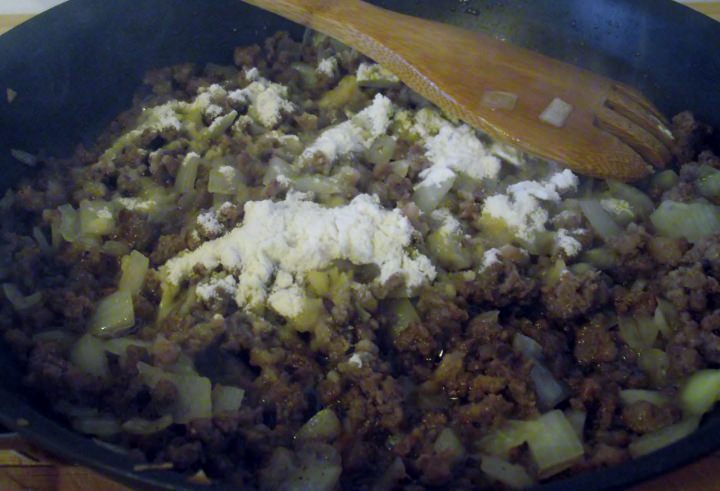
[{"x1": 3, "y1": 30, "x2": 720, "y2": 491}]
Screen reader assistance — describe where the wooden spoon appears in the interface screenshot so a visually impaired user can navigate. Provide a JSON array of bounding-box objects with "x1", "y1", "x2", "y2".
[{"x1": 242, "y1": 0, "x2": 675, "y2": 181}]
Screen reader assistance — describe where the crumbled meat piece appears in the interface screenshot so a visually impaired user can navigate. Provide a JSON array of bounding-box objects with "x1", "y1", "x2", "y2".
[
  {"x1": 542, "y1": 269, "x2": 611, "y2": 320},
  {"x1": 622, "y1": 400, "x2": 679, "y2": 434}
]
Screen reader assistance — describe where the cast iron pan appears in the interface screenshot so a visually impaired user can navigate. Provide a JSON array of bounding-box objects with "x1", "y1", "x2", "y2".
[{"x1": 1, "y1": 1, "x2": 719, "y2": 489}]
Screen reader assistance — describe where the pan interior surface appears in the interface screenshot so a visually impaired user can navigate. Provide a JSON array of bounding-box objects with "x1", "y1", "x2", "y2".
[{"x1": 0, "y1": 1, "x2": 719, "y2": 490}]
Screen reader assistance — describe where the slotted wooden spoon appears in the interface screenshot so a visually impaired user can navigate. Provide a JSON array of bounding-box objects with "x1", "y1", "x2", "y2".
[{"x1": 242, "y1": 0, "x2": 675, "y2": 181}]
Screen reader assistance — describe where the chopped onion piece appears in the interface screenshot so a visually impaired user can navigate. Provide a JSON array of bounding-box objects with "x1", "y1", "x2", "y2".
[
  {"x1": 10, "y1": 149, "x2": 38, "y2": 167},
  {"x1": 620, "y1": 389, "x2": 670, "y2": 407},
  {"x1": 2, "y1": 283, "x2": 42, "y2": 311},
  {"x1": 118, "y1": 251, "x2": 150, "y2": 296},
  {"x1": 296, "y1": 408, "x2": 341, "y2": 442},
  {"x1": 212, "y1": 385, "x2": 246, "y2": 416},
  {"x1": 580, "y1": 199, "x2": 623, "y2": 239},
  {"x1": 527, "y1": 410, "x2": 584, "y2": 477},
  {"x1": 539, "y1": 97, "x2": 573, "y2": 128},
  {"x1": 89, "y1": 290, "x2": 135, "y2": 338},
  {"x1": 138, "y1": 362, "x2": 211, "y2": 424},
  {"x1": 481, "y1": 91, "x2": 518, "y2": 111},
  {"x1": 680, "y1": 369, "x2": 720, "y2": 416},
  {"x1": 650, "y1": 201, "x2": 720, "y2": 243},
  {"x1": 565, "y1": 410, "x2": 586, "y2": 439},
  {"x1": 531, "y1": 363, "x2": 570, "y2": 410},
  {"x1": 121, "y1": 414, "x2": 173, "y2": 435},
  {"x1": 629, "y1": 417, "x2": 700, "y2": 458},
  {"x1": 70, "y1": 334, "x2": 109, "y2": 379},
  {"x1": 512, "y1": 333, "x2": 543, "y2": 360},
  {"x1": 480, "y1": 454, "x2": 535, "y2": 490}
]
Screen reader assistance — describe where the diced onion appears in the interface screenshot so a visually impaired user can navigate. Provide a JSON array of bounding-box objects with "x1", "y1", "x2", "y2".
[
  {"x1": 413, "y1": 170, "x2": 456, "y2": 213},
  {"x1": 2, "y1": 283, "x2": 42, "y2": 311},
  {"x1": 608, "y1": 180, "x2": 655, "y2": 218},
  {"x1": 480, "y1": 454, "x2": 535, "y2": 490},
  {"x1": 580, "y1": 199, "x2": 623, "y2": 239},
  {"x1": 618, "y1": 315, "x2": 658, "y2": 352},
  {"x1": 79, "y1": 200, "x2": 115, "y2": 237},
  {"x1": 10, "y1": 149, "x2": 38, "y2": 167},
  {"x1": 118, "y1": 251, "x2": 150, "y2": 296},
  {"x1": 565, "y1": 410, "x2": 586, "y2": 439},
  {"x1": 58, "y1": 204, "x2": 79, "y2": 243},
  {"x1": 620, "y1": 389, "x2": 670, "y2": 407},
  {"x1": 476, "y1": 420, "x2": 533, "y2": 458},
  {"x1": 138, "y1": 362, "x2": 211, "y2": 424},
  {"x1": 70, "y1": 334, "x2": 109, "y2": 379},
  {"x1": 174, "y1": 153, "x2": 201, "y2": 193},
  {"x1": 539, "y1": 97, "x2": 573, "y2": 128},
  {"x1": 208, "y1": 165, "x2": 240, "y2": 195},
  {"x1": 32, "y1": 226, "x2": 51, "y2": 253},
  {"x1": 679, "y1": 369, "x2": 720, "y2": 416},
  {"x1": 531, "y1": 363, "x2": 570, "y2": 411},
  {"x1": 526, "y1": 410, "x2": 584, "y2": 477},
  {"x1": 212, "y1": 385, "x2": 246, "y2": 416},
  {"x1": 650, "y1": 201, "x2": 720, "y2": 243},
  {"x1": 629, "y1": 417, "x2": 700, "y2": 458},
  {"x1": 512, "y1": 333, "x2": 543, "y2": 360},
  {"x1": 434, "y1": 428, "x2": 465, "y2": 462},
  {"x1": 121, "y1": 414, "x2": 173, "y2": 435},
  {"x1": 295, "y1": 408, "x2": 341, "y2": 442},
  {"x1": 481, "y1": 91, "x2": 518, "y2": 111},
  {"x1": 89, "y1": 290, "x2": 135, "y2": 338}
]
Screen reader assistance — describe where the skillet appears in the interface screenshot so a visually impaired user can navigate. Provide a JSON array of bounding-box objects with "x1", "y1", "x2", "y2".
[{"x1": 0, "y1": 0, "x2": 719, "y2": 489}]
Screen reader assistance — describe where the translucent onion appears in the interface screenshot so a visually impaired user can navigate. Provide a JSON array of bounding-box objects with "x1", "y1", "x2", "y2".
[
  {"x1": 679, "y1": 369, "x2": 720, "y2": 416},
  {"x1": 118, "y1": 251, "x2": 149, "y2": 296},
  {"x1": 526, "y1": 410, "x2": 584, "y2": 478},
  {"x1": 565, "y1": 410, "x2": 586, "y2": 439},
  {"x1": 174, "y1": 152, "x2": 201, "y2": 193},
  {"x1": 480, "y1": 454, "x2": 535, "y2": 490},
  {"x1": 89, "y1": 290, "x2": 135, "y2": 338},
  {"x1": 10, "y1": 148, "x2": 38, "y2": 166},
  {"x1": 619, "y1": 389, "x2": 670, "y2": 407},
  {"x1": 618, "y1": 315, "x2": 658, "y2": 352},
  {"x1": 580, "y1": 199, "x2": 623, "y2": 239},
  {"x1": 70, "y1": 334, "x2": 109, "y2": 379},
  {"x1": 638, "y1": 348, "x2": 669, "y2": 386},
  {"x1": 58, "y1": 204, "x2": 79, "y2": 243},
  {"x1": 121, "y1": 414, "x2": 173, "y2": 435},
  {"x1": 628, "y1": 417, "x2": 700, "y2": 458},
  {"x1": 481, "y1": 91, "x2": 518, "y2": 111},
  {"x1": 32, "y1": 226, "x2": 51, "y2": 253},
  {"x1": 138, "y1": 362, "x2": 212, "y2": 424},
  {"x1": 2, "y1": 283, "x2": 42, "y2": 311},
  {"x1": 531, "y1": 363, "x2": 571, "y2": 411},
  {"x1": 212, "y1": 385, "x2": 246, "y2": 416},
  {"x1": 295, "y1": 408, "x2": 341, "y2": 442},
  {"x1": 476, "y1": 420, "x2": 533, "y2": 458},
  {"x1": 413, "y1": 171, "x2": 456, "y2": 213},
  {"x1": 539, "y1": 97, "x2": 573, "y2": 128},
  {"x1": 79, "y1": 200, "x2": 115, "y2": 237},
  {"x1": 512, "y1": 333, "x2": 543, "y2": 360},
  {"x1": 434, "y1": 428, "x2": 465, "y2": 463},
  {"x1": 366, "y1": 135, "x2": 397, "y2": 166},
  {"x1": 607, "y1": 180, "x2": 655, "y2": 218},
  {"x1": 650, "y1": 201, "x2": 720, "y2": 243}
]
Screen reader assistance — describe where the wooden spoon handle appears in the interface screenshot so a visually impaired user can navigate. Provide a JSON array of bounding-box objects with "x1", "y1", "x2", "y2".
[
  {"x1": 242, "y1": 0, "x2": 653, "y2": 181},
  {"x1": 241, "y1": 0, "x2": 410, "y2": 53}
]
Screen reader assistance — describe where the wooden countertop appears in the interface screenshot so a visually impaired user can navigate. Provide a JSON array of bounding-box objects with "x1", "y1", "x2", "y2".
[{"x1": 1, "y1": 2, "x2": 719, "y2": 490}]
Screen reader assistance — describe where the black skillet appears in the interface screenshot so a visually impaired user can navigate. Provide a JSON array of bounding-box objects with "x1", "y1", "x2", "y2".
[{"x1": 0, "y1": 0, "x2": 719, "y2": 489}]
